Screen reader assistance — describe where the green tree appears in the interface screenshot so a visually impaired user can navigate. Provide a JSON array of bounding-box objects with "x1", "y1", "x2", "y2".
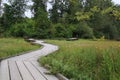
[
  {"x1": 8, "y1": 0, "x2": 27, "y2": 22},
  {"x1": 0, "y1": 0, "x2": 2, "y2": 36},
  {"x1": 32, "y1": 0, "x2": 46, "y2": 19},
  {"x1": 49, "y1": 0, "x2": 60, "y2": 23},
  {"x1": 0, "y1": 0, "x2": 2, "y2": 16},
  {"x1": 34, "y1": 8, "x2": 50, "y2": 38},
  {"x1": 32, "y1": 0, "x2": 51, "y2": 38},
  {"x1": 85, "y1": 0, "x2": 113, "y2": 11},
  {"x1": 3, "y1": 4, "x2": 13, "y2": 28},
  {"x1": 3, "y1": 0, "x2": 27, "y2": 28},
  {"x1": 49, "y1": 0, "x2": 69, "y2": 23},
  {"x1": 9, "y1": 19, "x2": 36, "y2": 37},
  {"x1": 73, "y1": 22, "x2": 94, "y2": 38}
]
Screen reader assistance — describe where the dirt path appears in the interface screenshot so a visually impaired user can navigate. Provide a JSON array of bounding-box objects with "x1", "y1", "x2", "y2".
[{"x1": 0, "y1": 40, "x2": 59, "y2": 80}]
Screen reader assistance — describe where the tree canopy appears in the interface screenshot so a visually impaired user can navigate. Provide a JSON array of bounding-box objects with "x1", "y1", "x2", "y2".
[{"x1": 0, "y1": 0, "x2": 120, "y2": 39}]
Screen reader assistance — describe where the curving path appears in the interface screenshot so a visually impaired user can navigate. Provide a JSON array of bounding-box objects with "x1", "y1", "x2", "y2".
[{"x1": 0, "y1": 40, "x2": 59, "y2": 80}]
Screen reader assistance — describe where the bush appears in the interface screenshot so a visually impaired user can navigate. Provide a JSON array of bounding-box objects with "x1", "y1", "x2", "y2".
[
  {"x1": 23, "y1": 19, "x2": 36, "y2": 37},
  {"x1": 8, "y1": 19, "x2": 36, "y2": 37},
  {"x1": 9, "y1": 23, "x2": 26, "y2": 37},
  {"x1": 73, "y1": 22, "x2": 94, "y2": 39},
  {"x1": 53, "y1": 23, "x2": 68, "y2": 38}
]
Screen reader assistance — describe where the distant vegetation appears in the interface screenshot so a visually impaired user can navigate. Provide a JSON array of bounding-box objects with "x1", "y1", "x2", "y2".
[
  {"x1": 0, "y1": 0, "x2": 120, "y2": 40},
  {"x1": 0, "y1": 38, "x2": 40, "y2": 60},
  {"x1": 40, "y1": 40, "x2": 120, "y2": 80}
]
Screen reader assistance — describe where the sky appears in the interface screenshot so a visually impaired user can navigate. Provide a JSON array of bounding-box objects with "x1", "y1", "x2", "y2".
[
  {"x1": 113, "y1": 0, "x2": 120, "y2": 4},
  {"x1": 1, "y1": 0, "x2": 120, "y2": 18}
]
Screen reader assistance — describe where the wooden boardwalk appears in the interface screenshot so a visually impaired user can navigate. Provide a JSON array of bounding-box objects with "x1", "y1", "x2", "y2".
[{"x1": 0, "y1": 40, "x2": 59, "y2": 80}]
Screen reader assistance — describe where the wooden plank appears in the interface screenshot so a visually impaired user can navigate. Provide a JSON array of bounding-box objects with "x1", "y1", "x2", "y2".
[
  {"x1": 31, "y1": 61, "x2": 59, "y2": 80},
  {"x1": 0, "y1": 60, "x2": 10, "y2": 80},
  {"x1": 0, "y1": 40, "x2": 59, "y2": 80},
  {"x1": 24, "y1": 61, "x2": 46, "y2": 80},
  {"x1": 16, "y1": 61, "x2": 34, "y2": 80},
  {"x1": 8, "y1": 61, "x2": 22, "y2": 80}
]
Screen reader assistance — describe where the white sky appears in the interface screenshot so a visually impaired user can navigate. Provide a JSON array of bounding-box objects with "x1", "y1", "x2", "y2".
[
  {"x1": 1, "y1": 0, "x2": 120, "y2": 18},
  {"x1": 113, "y1": 0, "x2": 120, "y2": 4}
]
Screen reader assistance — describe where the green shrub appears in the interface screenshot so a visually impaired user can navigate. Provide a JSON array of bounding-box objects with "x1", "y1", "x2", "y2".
[
  {"x1": 8, "y1": 19, "x2": 36, "y2": 37},
  {"x1": 53, "y1": 23, "x2": 68, "y2": 38},
  {"x1": 9, "y1": 23, "x2": 26, "y2": 37},
  {"x1": 74, "y1": 22, "x2": 94, "y2": 39}
]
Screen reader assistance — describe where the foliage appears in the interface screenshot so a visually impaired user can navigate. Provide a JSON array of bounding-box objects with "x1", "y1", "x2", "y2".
[
  {"x1": 34, "y1": 8, "x2": 51, "y2": 38},
  {"x1": 3, "y1": 0, "x2": 27, "y2": 27},
  {"x1": 5, "y1": 19, "x2": 36, "y2": 37},
  {"x1": 73, "y1": 22, "x2": 94, "y2": 38},
  {"x1": 0, "y1": 0, "x2": 120, "y2": 39},
  {"x1": 32, "y1": 0, "x2": 46, "y2": 19},
  {"x1": 52, "y1": 23, "x2": 67, "y2": 38},
  {"x1": 40, "y1": 40, "x2": 120, "y2": 80}
]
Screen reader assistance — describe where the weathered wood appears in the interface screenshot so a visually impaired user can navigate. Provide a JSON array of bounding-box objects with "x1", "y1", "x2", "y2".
[
  {"x1": 25, "y1": 38, "x2": 35, "y2": 42},
  {"x1": 56, "y1": 73, "x2": 69, "y2": 80},
  {"x1": 24, "y1": 61, "x2": 46, "y2": 80},
  {"x1": 31, "y1": 61, "x2": 59, "y2": 80},
  {"x1": 0, "y1": 60, "x2": 10, "y2": 80},
  {"x1": 9, "y1": 61, "x2": 22, "y2": 80},
  {"x1": 0, "y1": 39, "x2": 59, "y2": 80},
  {"x1": 16, "y1": 61, "x2": 34, "y2": 80},
  {"x1": 66, "y1": 38, "x2": 78, "y2": 41}
]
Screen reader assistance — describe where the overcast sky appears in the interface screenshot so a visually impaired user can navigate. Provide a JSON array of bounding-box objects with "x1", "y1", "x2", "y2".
[
  {"x1": 113, "y1": 0, "x2": 120, "y2": 4},
  {"x1": 2, "y1": 0, "x2": 120, "y2": 18}
]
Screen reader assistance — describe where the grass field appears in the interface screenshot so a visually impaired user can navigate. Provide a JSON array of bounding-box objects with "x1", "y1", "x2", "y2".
[
  {"x1": 0, "y1": 38, "x2": 40, "y2": 60},
  {"x1": 40, "y1": 39, "x2": 120, "y2": 80}
]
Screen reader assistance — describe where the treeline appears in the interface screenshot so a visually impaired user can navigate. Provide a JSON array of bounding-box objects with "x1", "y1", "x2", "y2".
[{"x1": 0, "y1": 0, "x2": 120, "y2": 39}]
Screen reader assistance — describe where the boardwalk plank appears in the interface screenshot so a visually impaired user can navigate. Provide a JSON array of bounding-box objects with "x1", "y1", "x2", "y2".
[
  {"x1": 24, "y1": 61, "x2": 46, "y2": 80},
  {"x1": 0, "y1": 40, "x2": 59, "y2": 80},
  {"x1": 0, "y1": 60, "x2": 10, "y2": 80},
  {"x1": 16, "y1": 61, "x2": 34, "y2": 80},
  {"x1": 31, "y1": 61, "x2": 59, "y2": 80},
  {"x1": 9, "y1": 61, "x2": 22, "y2": 80}
]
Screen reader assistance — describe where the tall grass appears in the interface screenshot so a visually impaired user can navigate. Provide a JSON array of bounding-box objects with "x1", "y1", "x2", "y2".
[
  {"x1": 0, "y1": 38, "x2": 40, "y2": 59},
  {"x1": 40, "y1": 40, "x2": 120, "y2": 80}
]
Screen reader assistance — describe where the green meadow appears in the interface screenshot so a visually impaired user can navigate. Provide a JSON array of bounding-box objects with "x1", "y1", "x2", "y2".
[
  {"x1": 40, "y1": 40, "x2": 120, "y2": 80},
  {"x1": 0, "y1": 38, "x2": 40, "y2": 59}
]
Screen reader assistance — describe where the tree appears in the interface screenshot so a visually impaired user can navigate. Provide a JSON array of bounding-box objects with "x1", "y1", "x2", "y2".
[
  {"x1": 49, "y1": 0, "x2": 70, "y2": 23},
  {"x1": 32, "y1": 0, "x2": 51, "y2": 38},
  {"x1": 49, "y1": 0, "x2": 60, "y2": 23},
  {"x1": 73, "y1": 22, "x2": 94, "y2": 38},
  {"x1": 34, "y1": 8, "x2": 50, "y2": 38},
  {"x1": 32, "y1": 0, "x2": 47, "y2": 19},
  {"x1": 85, "y1": 0, "x2": 113, "y2": 11},
  {"x1": 0, "y1": 0, "x2": 2, "y2": 16},
  {"x1": 3, "y1": 0, "x2": 27, "y2": 28},
  {"x1": 8, "y1": 0, "x2": 27, "y2": 22}
]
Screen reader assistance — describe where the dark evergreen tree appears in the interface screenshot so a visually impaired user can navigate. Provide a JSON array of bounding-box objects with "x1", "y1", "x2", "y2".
[
  {"x1": 32, "y1": 0, "x2": 51, "y2": 38},
  {"x1": 34, "y1": 8, "x2": 50, "y2": 38},
  {"x1": 49, "y1": 0, "x2": 70, "y2": 23},
  {"x1": 32, "y1": 0, "x2": 46, "y2": 19}
]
